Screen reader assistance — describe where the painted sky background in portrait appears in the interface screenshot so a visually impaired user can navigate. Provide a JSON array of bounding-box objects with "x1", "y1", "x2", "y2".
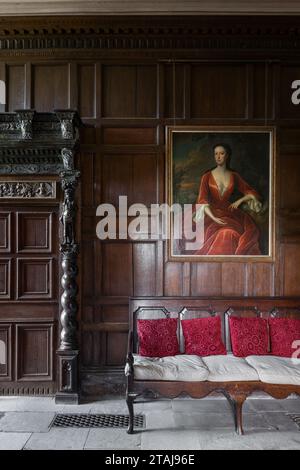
[{"x1": 172, "y1": 131, "x2": 271, "y2": 255}]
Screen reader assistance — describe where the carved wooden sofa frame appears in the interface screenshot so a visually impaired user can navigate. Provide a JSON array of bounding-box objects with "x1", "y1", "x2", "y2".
[{"x1": 126, "y1": 297, "x2": 300, "y2": 435}]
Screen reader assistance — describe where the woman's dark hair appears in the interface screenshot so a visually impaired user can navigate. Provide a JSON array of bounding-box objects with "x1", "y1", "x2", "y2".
[{"x1": 213, "y1": 143, "x2": 232, "y2": 158}]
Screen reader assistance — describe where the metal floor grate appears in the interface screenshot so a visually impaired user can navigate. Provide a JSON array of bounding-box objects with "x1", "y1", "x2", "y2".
[
  {"x1": 289, "y1": 414, "x2": 300, "y2": 430},
  {"x1": 51, "y1": 413, "x2": 145, "y2": 429}
]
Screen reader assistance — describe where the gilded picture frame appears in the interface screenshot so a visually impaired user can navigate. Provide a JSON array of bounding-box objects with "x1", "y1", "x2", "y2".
[{"x1": 166, "y1": 126, "x2": 276, "y2": 262}]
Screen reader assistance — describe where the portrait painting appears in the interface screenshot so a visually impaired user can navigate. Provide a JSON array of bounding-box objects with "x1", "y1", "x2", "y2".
[{"x1": 167, "y1": 126, "x2": 275, "y2": 261}]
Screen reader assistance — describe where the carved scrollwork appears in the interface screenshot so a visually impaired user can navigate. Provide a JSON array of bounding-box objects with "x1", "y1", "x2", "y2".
[
  {"x1": 0, "y1": 181, "x2": 56, "y2": 198},
  {"x1": 0, "y1": 123, "x2": 17, "y2": 132}
]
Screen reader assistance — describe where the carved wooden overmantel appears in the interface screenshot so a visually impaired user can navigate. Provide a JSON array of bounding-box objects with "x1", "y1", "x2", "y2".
[{"x1": 0, "y1": 110, "x2": 82, "y2": 404}]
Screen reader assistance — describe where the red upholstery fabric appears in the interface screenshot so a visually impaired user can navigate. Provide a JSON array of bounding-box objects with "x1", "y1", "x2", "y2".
[
  {"x1": 229, "y1": 316, "x2": 269, "y2": 357},
  {"x1": 181, "y1": 316, "x2": 227, "y2": 356},
  {"x1": 269, "y1": 318, "x2": 300, "y2": 358},
  {"x1": 137, "y1": 318, "x2": 179, "y2": 357}
]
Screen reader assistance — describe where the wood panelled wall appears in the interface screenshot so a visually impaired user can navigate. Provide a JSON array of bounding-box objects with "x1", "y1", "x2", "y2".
[{"x1": 1, "y1": 16, "x2": 300, "y2": 393}]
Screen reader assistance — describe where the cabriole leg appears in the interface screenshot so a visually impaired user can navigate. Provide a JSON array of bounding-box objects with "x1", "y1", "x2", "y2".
[
  {"x1": 126, "y1": 394, "x2": 135, "y2": 434},
  {"x1": 233, "y1": 394, "x2": 248, "y2": 435}
]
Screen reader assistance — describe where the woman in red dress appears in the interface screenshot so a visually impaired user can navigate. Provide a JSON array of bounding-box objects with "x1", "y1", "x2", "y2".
[{"x1": 194, "y1": 143, "x2": 262, "y2": 255}]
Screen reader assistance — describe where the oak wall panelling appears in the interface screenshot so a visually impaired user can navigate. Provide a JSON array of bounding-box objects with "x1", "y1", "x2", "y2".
[{"x1": 0, "y1": 16, "x2": 300, "y2": 395}]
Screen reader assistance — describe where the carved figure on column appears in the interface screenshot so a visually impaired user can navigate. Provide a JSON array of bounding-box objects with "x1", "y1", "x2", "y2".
[
  {"x1": 16, "y1": 110, "x2": 35, "y2": 140},
  {"x1": 60, "y1": 189, "x2": 76, "y2": 245},
  {"x1": 60, "y1": 172, "x2": 79, "y2": 246},
  {"x1": 61, "y1": 148, "x2": 75, "y2": 171}
]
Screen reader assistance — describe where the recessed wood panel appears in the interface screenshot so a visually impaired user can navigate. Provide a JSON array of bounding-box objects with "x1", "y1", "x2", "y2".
[
  {"x1": 102, "y1": 154, "x2": 132, "y2": 206},
  {"x1": 133, "y1": 154, "x2": 157, "y2": 207},
  {"x1": 81, "y1": 331, "x2": 95, "y2": 367},
  {"x1": 279, "y1": 154, "x2": 300, "y2": 211},
  {"x1": 7, "y1": 65, "x2": 25, "y2": 111},
  {"x1": 280, "y1": 66, "x2": 300, "y2": 119},
  {"x1": 17, "y1": 258, "x2": 53, "y2": 300},
  {"x1": 103, "y1": 65, "x2": 156, "y2": 117},
  {"x1": 164, "y1": 262, "x2": 183, "y2": 296},
  {"x1": 0, "y1": 212, "x2": 11, "y2": 252},
  {"x1": 16, "y1": 212, "x2": 52, "y2": 253},
  {"x1": 136, "y1": 66, "x2": 157, "y2": 117},
  {"x1": 102, "y1": 154, "x2": 157, "y2": 207},
  {"x1": 191, "y1": 263, "x2": 222, "y2": 296},
  {"x1": 106, "y1": 332, "x2": 127, "y2": 366},
  {"x1": 101, "y1": 305, "x2": 129, "y2": 322},
  {"x1": 102, "y1": 243, "x2": 133, "y2": 296},
  {"x1": 16, "y1": 324, "x2": 53, "y2": 381},
  {"x1": 33, "y1": 64, "x2": 69, "y2": 111},
  {"x1": 133, "y1": 243, "x2": 156, "y2": 296},
  {"x1": 251, "y1": 264, "x2": 274, "y2": 296},
  {"x1": 0, "y1": 259, "x2": 11, "y2": 299},
  {"x1": 221, "y1": 263, "x2": 247, "y2": 296},
  {"x1": 78, "y1": 64, "x2": 96, "y2": 118},
  {"x1": 283, "y1": 244, "x2": 300, "y2": 296},
  {"x1": 82, "y1": 241, "x2": 95, "y2": 298},
  {"x1": 0, "y1": 325, "x2": 12, "y2": 380},
  {"x1": 280, "y1": 128, "x2": 300, "y2": 154},
  {"x1": 252, "y1": 64, "x2": 274, "y2": 120},
  {"x1": 164, "y1": 64, "x2": 185, "y2": 118},
  {"x1": 190, "y1": 64, "x2": 247, "y2": 118},
  {"x1": 81, "y1": 153, "x2": 95, "y2": 207},
  {"x1": 103, "y1": 127, "x2": 157, "y2": 145}
]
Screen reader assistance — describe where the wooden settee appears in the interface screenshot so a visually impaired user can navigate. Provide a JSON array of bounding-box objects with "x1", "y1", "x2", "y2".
[{"x1": 125, "y1": 297, "x2": 300, "y2": 435}]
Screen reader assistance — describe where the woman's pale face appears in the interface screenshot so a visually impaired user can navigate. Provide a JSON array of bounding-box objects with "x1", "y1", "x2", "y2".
[{"x1": 214, "y1": 146, "x2": 228, "y2": 166}]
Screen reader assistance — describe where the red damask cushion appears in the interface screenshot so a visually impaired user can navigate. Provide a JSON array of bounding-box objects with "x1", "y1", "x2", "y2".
[
  {"x1": 229, "y1": 316, "x2": 269, "y2": 357},
  {"x1": 137, "y1": 318, "x2": 179, "y2": 357},
  {"x1": 269, "y1": 318, "x2": 300, "y2": 358},
  {"x1": 181, "y1": 316, "x2": 227, "y2": 356}
]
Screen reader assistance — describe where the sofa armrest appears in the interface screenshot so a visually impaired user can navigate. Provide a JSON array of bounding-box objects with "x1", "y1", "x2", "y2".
[{"x1": 125, "y1": 330, "x2": 134, "y2": 377}]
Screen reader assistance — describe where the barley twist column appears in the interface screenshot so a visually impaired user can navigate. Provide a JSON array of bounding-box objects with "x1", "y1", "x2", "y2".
[{"x1": 56, "y1": 168, "x2": 81, "y2": 404}]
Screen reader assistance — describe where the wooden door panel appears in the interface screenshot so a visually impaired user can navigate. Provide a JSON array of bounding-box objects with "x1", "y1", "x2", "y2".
[
  {"x1": 15, "y1": 323, "x2": 54, "y2": 381},
  {"x1": 16, "y1": 212, "x2": 53, "y2": 253},
  {"x1": 17, "y1": 258, "x2": 53, "y2": 300}
]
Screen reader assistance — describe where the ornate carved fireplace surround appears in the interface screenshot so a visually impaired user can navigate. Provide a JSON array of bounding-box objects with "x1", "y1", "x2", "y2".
[{"x1": 0, "y1": 110, "x2": 81, "y2": 403}]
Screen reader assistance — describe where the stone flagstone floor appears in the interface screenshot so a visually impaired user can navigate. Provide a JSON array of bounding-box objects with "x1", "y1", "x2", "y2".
[{"x1": 0, "y1": 396, "x2": 299, "y2": 450}]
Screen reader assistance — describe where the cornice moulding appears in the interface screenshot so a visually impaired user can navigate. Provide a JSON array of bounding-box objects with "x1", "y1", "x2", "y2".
[{"x1": 0, "y1": 1, "x2": 300, "y2": 16}]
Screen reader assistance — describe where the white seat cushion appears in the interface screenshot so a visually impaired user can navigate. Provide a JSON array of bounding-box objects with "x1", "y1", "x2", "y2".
[
  {"x1": 245, "y1": 355, "x2": 300, "y2": 386},
  {"x1": 130, "y1": 354, "x2": 209, "y2": 381},
  {"x1": 202, "y1": 354, "x2": 260, "y2": 382}
]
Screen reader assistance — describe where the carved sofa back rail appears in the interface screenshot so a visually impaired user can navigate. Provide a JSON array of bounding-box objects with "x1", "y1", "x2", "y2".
[{"x1": 130, "y1": 297, "x2": 300, "y2": 355}]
